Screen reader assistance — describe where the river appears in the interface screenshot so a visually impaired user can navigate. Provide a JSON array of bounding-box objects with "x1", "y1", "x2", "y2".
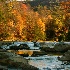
[
  {"x1": 24, "y1": 55, "x2": 70, "y2": 70},
  {"x1": 3, "y1": 41, "x2": 70, "y2": 70}
]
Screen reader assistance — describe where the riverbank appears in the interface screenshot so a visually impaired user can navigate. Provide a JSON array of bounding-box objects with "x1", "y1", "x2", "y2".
[{"x1": 0, "y1": 49, "x2": 39, "y2": 70}]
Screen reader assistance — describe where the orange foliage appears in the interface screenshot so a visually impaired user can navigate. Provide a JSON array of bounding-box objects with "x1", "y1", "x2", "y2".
[
  {"x1": 60, "y1": 1, "x2": 70, "y2": 10},
  {"x1": 12, "y1": 9, "x2": 26, "y2": 35},
  {"x1": 21, "y1": 3, "x2": 28, "y2": 10}
]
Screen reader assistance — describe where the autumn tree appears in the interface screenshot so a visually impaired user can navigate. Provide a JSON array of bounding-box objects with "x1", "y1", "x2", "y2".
[
  {"x1": 0, "y1": 0, "x2": 11, "y2": 40},
  {"x1": 0, "y1": 0, "x2": 26, "y2": 41},
  {"x1": 58, "y1": 1, "x2": 70, "y2": 41},
  {"x1": 24, "y1": 9, "x2": 46, "y2": 41}
]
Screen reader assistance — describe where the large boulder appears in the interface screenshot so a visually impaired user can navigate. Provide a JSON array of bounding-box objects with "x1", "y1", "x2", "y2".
[
  {"x1": 58, "y1": 50, "x2": 70, "y2": 61},
  {"x1": 40, "y1": 47, "x2": 56, "y2": 52},
  {"x1": 54, "y1": 42, "x2": 70, "y2": 52},
  {"x1": 0, "y1": 49, "x2": 7, "y2": 52},
  {"x1": 18, "y1": 44, "x2": 30, "y2": 50},
  {"x1": 10, "y1": 45, "x2": 19, "y2": 50},
  {"x1": 0, "y1": 51, "x2": 39, "y2": 70},
  {"x1": 39, "y1": 42, "x2": 47, "y2": 47},
  {"x1": 9, "y1": 43, "x2": 30, "y2": 50},
  {"x1": 39, "y1": 42, "x2": 55, "y2": 48},
  {"x1": 31, "y1": 51, "x2": 46, "y2": 56}
]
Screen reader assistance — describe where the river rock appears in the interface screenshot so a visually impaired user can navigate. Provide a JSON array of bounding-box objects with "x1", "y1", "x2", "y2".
[
  {"x1": 54, "y1": 42, "x2": 70, "y2": 52},
  {"x1": 0, "y1": 51, "x2": 39, "y2": 70},
  {"x1": 58, "y1": 50, "x2": 70, "y2": 61},
  {"x1": 31, "y1": 51, "x2": 46, "y2": 56},
  {"x1": 40, "y1": 47, "x2": 56, "y2": 52},
  {"x1": 39, "y1": 42, "x2": 55, "y2": 48},
  {"x1": 0, "y1": 49, "x2": 7, "y2": 52}
]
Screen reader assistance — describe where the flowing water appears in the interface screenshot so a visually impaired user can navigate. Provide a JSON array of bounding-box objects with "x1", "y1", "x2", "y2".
[{"x1": 24, "y1": 55, "x2": 70, "y2": 70}]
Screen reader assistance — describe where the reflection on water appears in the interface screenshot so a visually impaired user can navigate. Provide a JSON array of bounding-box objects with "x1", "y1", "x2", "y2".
[{"x1": 24, "y1": 55, "x2": 70, "y2": 70}]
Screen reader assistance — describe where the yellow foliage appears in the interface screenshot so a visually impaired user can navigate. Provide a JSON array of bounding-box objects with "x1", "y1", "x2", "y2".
[
  {"x1": 55, "y1": 18, "x2": 63, "y2": 27},
  {"x1": 12, "y1": 9, "x2": 26, "y2": 35},
  {"x1": 37, "y1": 18, "x2": 45, "y2": 32}
]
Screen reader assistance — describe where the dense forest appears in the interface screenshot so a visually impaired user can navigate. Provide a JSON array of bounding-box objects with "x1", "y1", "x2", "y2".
[{"x1": 0, "y1": 0, "x2": 70, "y2": 41}]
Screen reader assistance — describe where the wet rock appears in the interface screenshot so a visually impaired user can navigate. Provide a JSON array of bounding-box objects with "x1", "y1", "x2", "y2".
[
  {"x1": 0, "y1": 51, "x2": 39, "y2": 70},
  {"x1": 5, "y1": 52, "x2": 28, "y2": 64},
  {"x1": 20, "y1": 53, "x2": 29, "y2": 57},
  {"x1": 18, "y1": 44, "x2": 30, "y2": 50},
  {"x1": 10, "y1": 45, "x2": 19, "y2": 50},
  {"x1": 0, "y1": 49, "x2": 7, "y2": 52},
  {"x1": 0, "y1": 65, "x2": 7, "y2": 70},
  {"x1": 58, "y1": 50, "x2": 70, "y2": 61},
  {"x1": 40, "y1": 47, "x2": 56, "y2": 52},
  {"x1": 0, "y1": 41, "x2": 13, "y2": 46},
  {"x1": 33, "y1": 41, "x2": 40, "y2": 47},
  {"x1": 54, "y1": 42, "x2": 70, "y2": 52},
  {"x1": 39, "y1": 42, "x2": 46, "y2": 47},
  {"x1": 39, "y1": 42, "x2": 55, "y2": 48},
  {"x1": 31, "y1": 51, "x2": 46, "y2": 56},
  {"x1": 39, "y1": 42, "x2": 70, "y2": 53},
  {"x1": 9, "y1": 43, "x2": 30, "y2": 50}
]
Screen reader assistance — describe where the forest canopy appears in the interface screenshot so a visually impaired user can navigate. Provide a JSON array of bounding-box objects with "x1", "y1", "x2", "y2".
[{"x1": 0, "y1": 0, "x2": 70, "y2": 41}]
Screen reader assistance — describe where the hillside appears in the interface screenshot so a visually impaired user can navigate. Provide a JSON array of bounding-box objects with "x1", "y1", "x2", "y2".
[
  {"x1": 22, "y1": 0, "x2": 70, "y2": 7},
  {"x1": 0, "y1": 0, "x2": 70, "y2": 41}
]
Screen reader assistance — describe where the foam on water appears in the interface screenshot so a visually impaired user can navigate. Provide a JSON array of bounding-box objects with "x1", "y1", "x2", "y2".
[{"x1": 24, "y1": 55, "x2": 70, "y2": 70}]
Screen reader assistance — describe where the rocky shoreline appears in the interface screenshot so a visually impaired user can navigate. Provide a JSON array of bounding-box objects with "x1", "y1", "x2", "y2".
[
  {"x1": 40, "y1": 42, "x2": 70, "y2": 62},
  {"x1": 58, "y1": 50, "x2": 70, "y2": 62},
  {"x1": 0, "y1": 49, "x2": 39, "y2": 70}
]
